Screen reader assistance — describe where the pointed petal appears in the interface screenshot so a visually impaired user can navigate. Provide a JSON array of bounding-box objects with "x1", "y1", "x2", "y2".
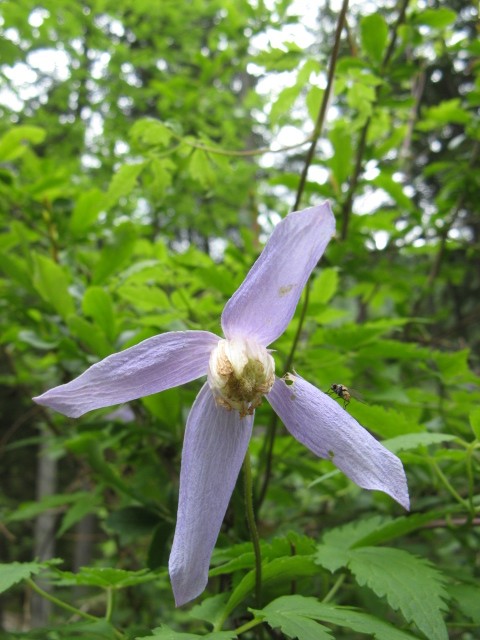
[
  {"x1": 221, "y1": 203, "x2": 335, "y2": 346},
  {"x1": 169, "y1": 383, "x2": 253, "y2": 606},
  {"x1": 33, "y1": 331, "x2": 220, "y2": 418},
  {"x1": 267, "y1": 375, "x2": 409, "y2": 510}
]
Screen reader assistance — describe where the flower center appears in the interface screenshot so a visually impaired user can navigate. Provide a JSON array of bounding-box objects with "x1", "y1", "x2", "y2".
[{"x1": 208, "y1": 338, "x2": 275, "y2": 417}]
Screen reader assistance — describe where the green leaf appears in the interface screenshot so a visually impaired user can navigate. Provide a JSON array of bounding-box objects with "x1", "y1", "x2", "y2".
[
  {"x1": 256, "y1": 601, "x2": 333, "y2": 640},
  {"x1": 189, "y1": 149, "x2": 216, "y2": 189},
  {"x1": 253, "y1": 596, "x2": 419, "y2": 640},
  {"x1": 219, "y1": 556, "x2": 318, "y2": 621},
  {"x1": 67, "y1": 316, "x2": 113, "y2": 358},
  {"x1": 54, "y1": 567, "x2": 156, "y2": 589},
  {"x1": 92, "y1": 222, "x2": 137, "y2": 284},
  {"x1": 58, "y1": 490, "x2": 102, "y2": 537},
  {"x1": 270, "y1": 84, "x2": 301, "y2": 123},
  {"x1": 469, "y1": 407, "x2": 480, "y2": 439},
  {"x1": 348, "y1": 547, "x2": 449, "y2": 640},
  {"x1": 7, "y1": 492, "x2": 90, "y2": 522},
  {"x1": 310, "y1": 268, "x2": 338, "y2": 305},
  {"x1": 0, "y1": 562, "x2": 45, "y2": 593},
  {"x1": 351, "y1": 510, "x2": 455, "y2": 548},
  {"x1": 383, "y1": 432, "x2": 456, "y2": 454},
  {"x1": 449, "y1": 583, "x2": 480, "y2": 623},
  {"x1": 306, "y1": 86, "x2": 324, "y2": 123},
  {"x1": 32, "y1": 254, "x2": 75, "y2": 320},
  {"x1": 315, "y1": 517, "x2": 388, "y2": 572},
  {"x1": 70, "y1": 188, "x2": 107, "y2": 234},
  {"x1": 130, "y1": 118, "x2": 173, "y2": 148},
  {"x1": 412, "y1": 8, "x2": 457, "y2": 29},
  {"x1": 360, "y1": 14, "x2": 388, "y2": 65},
  {"x1": 104, "y1": 162, "x2": 145, "y2": 210},
  {"x1": 373, "y1": 172, "x2": 414, "y2": 211},
  {"x1": 329, "y1": 124, "x2": 353, "y2": 187},
  {"x1": 117, "y1": 283, "x2": 170, "y2": 311},
  {"x1": 106, "y1": 506, "x2": 161, "y2": 542},
  {"x1": 0, "y1": 125, "x2": 46, "y2": 161},
  {"x1": 137, "y1": 628, "x2": 235, "y2": 640},
  {"x1": 82, "y1": 286, "x2": 116, "y2": 342},
  {"x1": 417, "y1": 99, "x2": 470, "y2": 131}
]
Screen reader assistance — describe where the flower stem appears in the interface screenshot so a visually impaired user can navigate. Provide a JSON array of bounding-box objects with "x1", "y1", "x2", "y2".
[
  {"x1": 244, "y1": 450, "x2": 262, "y2": 608},
  {"x1": 430, "y1": 459, "x2": 471, "y2": 513},
  {"x1": 256, "y1": 1, "x2": 349, "y2": 511}
]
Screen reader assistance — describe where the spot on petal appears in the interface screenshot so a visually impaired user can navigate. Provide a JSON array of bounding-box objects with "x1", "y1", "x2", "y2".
[{"x1": 278, "y1": 284, "x2": 296, "y2": 297}]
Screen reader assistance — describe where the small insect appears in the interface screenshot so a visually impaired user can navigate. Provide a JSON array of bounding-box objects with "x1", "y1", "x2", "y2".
[{"x1": 326, "y1": 383, "x2": 351, "y2": 409}]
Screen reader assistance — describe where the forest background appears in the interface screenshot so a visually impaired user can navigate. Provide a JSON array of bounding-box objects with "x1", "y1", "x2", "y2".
[{"x1": 0, "y1": 0, "x2": 479, "y2": 639}]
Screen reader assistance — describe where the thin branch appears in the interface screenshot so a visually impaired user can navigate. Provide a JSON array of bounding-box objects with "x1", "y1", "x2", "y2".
[
  {"x1": 340, "y1": 0, "x2": 411, "y2": 240},
  {"x1": 256, "y1": 0, "x2": 349, "y2": 511}
]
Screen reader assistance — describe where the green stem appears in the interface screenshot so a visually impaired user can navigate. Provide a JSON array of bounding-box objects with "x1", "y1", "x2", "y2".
[
  {"x1": 294, "y1": 0, "x2": 349, "y2": 211},
  {"x1": 244, "y1": 451, "x2": 262, "y2": 608},
  {"x1": 430, "y1": 459, "x2": 471, "y2": 513},
  {"x1": 322, "y1": 573, "x2": 346, "y2": 603},
  {"x1": 255, "y1": 0, "x2": 349, "y2": 511},
  {"x1": 26, "y1": 578, "x2": 98, "y2": 622},
  {"x1": 105, "y1": 587, "x2": 114, "y2": 623},
  {"x1": 26, "y1": 579, "x2": 124, "y2": 639},
  {"x1": 234, "y1": 617, "x2": 264, "y2": 635},
  {"x1": 169, "y1": 129, "x2": 314, "y2": 158}
]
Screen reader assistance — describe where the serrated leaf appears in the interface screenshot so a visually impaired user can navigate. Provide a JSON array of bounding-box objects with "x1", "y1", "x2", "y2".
[
  {"x1": 348, "y1": 547, "x2": 449, "y2": 640},
  {"x1": 54, "y1": 567, "x2": 156, "y2": 589},
  {"x1": 138, "y1": 627, "x2": 235, "y2": 640},
  {"x1": 351, "y1": 510, "x2": 451, "y2": 547},
  {"x1": 315, "y1": 517, "x2": 388, "y2": 572},
  {"x1": 253, "y1": 596, "x2": 419, "y2": 640},
  {"x1": 360, "y1": 14, "x2": 388, "y2": 64},
  {"x1": 33, "y1": 254, "x2": 75, "y2": 320},
  {"x1": 258, "y1": 606, "x2": 333, "y2": 640},
  {"x1": 383, "y1": 432, "x2": 456, "y2": 454},
  {"x1": 0, "y1": 562, "x2": 45, "y2": 593}
]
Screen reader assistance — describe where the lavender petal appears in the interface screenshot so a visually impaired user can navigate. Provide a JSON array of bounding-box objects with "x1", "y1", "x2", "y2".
[
  {"x1": 267, "y1": 375, "x2": 409, "y2": 510},
  {"x1": 221, "y1": 203, "x2": 335, "y2": 347},
  {"x1": 33, "y1": 331, "x2": 220, "y2": 418},
  {"x1": 169, "y1": 383, "x2": 253, "y2": 606}
]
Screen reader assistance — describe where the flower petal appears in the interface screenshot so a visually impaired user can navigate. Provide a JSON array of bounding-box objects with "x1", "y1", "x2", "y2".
[
  {"x1": 267, "y1": 375, "x2": 409, "y2": 510},
  {"x1": 33, "y1": 331, "x2": 220, "y2": 418},
  {"x1": 169, "y1": 382, "x2": 253, "y2": 606},
  {"x1": 221, "y1": 203, "x2": 335, "y2": 346}
]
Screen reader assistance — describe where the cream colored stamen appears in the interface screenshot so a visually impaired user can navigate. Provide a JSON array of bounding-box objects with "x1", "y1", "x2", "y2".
[{"x1": 208, "y1": 338, "x2": 275, "y2": 417}]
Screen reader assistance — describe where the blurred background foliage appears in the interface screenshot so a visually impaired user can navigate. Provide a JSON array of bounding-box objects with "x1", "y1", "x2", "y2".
[{"x1": 0, "y1": 0, "x2": 479, "y2": 638}]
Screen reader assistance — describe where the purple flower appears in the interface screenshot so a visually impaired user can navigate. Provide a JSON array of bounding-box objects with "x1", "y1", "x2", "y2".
[{"x1": 33, "y1": 204, "x2": 409, "y2": 606}]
